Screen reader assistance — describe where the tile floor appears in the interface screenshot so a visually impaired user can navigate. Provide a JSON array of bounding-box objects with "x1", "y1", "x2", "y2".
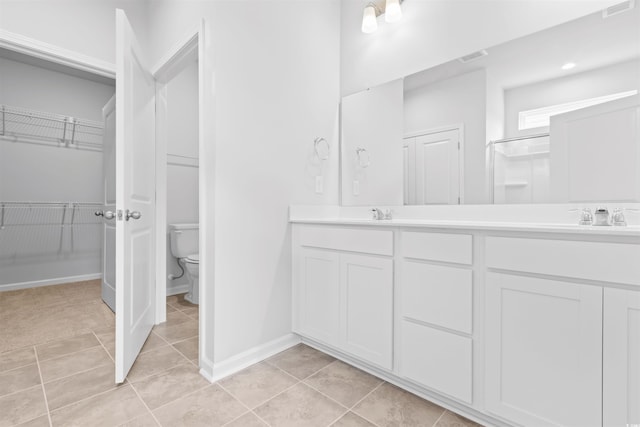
[{"x1": 1, "y1": 280, "x2": 482, "y2": 427}]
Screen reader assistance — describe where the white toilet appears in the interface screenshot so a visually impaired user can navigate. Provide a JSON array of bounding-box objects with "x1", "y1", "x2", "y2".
[{"x1": 169, "y1": 223, "x2": 199, "y2": 304}]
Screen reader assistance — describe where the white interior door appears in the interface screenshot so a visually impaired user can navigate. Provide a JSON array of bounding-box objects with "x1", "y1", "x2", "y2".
[
  {"x1": 101, "y1": 95, "x2": 116, "y2": 313},
  {"x1": 415, "y1": 129, "x2": 460, "y2": 205},
  {"x1": 115, "y1": 9, "x2": 156, "y2": 384}
]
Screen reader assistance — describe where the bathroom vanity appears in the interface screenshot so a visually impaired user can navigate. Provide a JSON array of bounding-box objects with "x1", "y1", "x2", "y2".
[{"x1": 290, "y1": 207, "x2": 640, "y2": 427}]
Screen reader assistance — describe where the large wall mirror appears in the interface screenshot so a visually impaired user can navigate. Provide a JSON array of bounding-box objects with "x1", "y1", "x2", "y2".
[{"x1": 341, "y1": 3, "x2": 640, "y2": 206}]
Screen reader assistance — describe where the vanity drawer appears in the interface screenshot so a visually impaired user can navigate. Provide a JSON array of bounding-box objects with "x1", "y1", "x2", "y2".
[
  {"x1": 400, "y1": 320, "x2": 472, "y2": 404},
  {"x1": 402, "y1": 231, "x2": 472, "y2": 265},
  {"x1": 402, "y1": 261, "x2": 472, "y2": 334},
  {"x1": 486, "y1": 237, "x2": 640, "y2": 285},
  {"x1": 298, "y1": 226, "x2": 393, "y2": 256}
]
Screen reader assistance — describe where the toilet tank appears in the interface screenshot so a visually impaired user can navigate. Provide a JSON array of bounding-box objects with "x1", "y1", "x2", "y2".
[{"x1": 169, "y1": 223, "x2": 199, "y2": 258}]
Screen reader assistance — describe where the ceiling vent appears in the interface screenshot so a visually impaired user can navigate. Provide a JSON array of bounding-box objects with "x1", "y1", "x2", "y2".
[
  {"x1": 603, "y1": 0, "x2": 635, "y2": 18},
  {"x1": 458, "y1": 50, "x2": 488, "y2": 64}
]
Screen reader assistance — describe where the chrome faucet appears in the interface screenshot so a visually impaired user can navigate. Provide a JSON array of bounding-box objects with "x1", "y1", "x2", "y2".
[
  {"x1": 594, "y1": 207, "x2": 611, "y2": 226},
  {"x1": 371, "y1": 208, "x2": 392, "y2": 220}
]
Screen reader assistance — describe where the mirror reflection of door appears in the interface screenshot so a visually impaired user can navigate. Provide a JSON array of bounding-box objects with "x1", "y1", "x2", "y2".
[{"x1": 404, "y1": 128, "x2": 461, "y2": 205}]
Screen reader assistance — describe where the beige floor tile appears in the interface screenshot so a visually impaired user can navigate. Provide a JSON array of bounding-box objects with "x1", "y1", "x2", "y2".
[
  {"x1": 153, "y1": 319, "x2": 198, "y2": 344},
  {"x1": 434, "y1": 410, "x2": 483, "y2": 427},
  {"x1": 353, "y1": 382, "x2": 445, "y2": 427},
  {"x1": 140, "y1": 332, "x2": 168, "y2": 354},
  {"x1": 0, "y1": 364, "x2": 41, "y2": 398},
  {"x1": 180, "y1": 306, "x2": 199, "y2": 318},
  {"x1": 0, "y1": 346, "x2": 36, "y2": 373},
  {"x1": 254, "y1": 382, "x2": 346, "y2": 427},
  {"x1": 219, "y1": 361, "x2": 297, "y2": 409},
  {"x1": 331, "y1": 412, "x2": 376, "y2": 426},
  {"x1": 152, "y1": 384, "x2": 246, "y2": 427},
  {"x1": 132, "y1": 363, "x2": 209, "y2": 409},
  {"x1": 118, "y1": 412, "x2": 159, "y2": 426},
  {"x1": 44, "y1": 363, "x2": 117, "y2": 411},
  {"x1": 166, "y1": 293, "x2": 197, "y2": 310},
  {"x1": 50, "y1": 385, "x2": 147, "y2": 427},
  {"x1": 94, "y1": 329, "x2": 115, "y2": 359},
  {"x1": 36, "y1": 333, "x2": 100, "y2": 361},
  {"x1": 0, "y1": 386, "x2": 48, "y2": 427},
  {"x1": 15, "y1": 415, "x2": 51, "y2": 427},
  {"x1": 166, "y1": 309, "x2": 193, "y2": 326},
  {"x1": 40, "y1": 346, "x2": 112, "y2": 383},
  {"x1": 305, "y1": 360, "x2": 383, "y2": 408},
  {"x1": 165, "y1": 304, "x2": 177, "y2": 313},
  {"x1": 266, "y1": 344, "x2": 335, "y2": 380},
  {"x1": 172, "y1": 336, "x2": 198, "y2": 361},
  {"x1": 224, "y1": 411, "x2": 268, "y2": 427},
  {"x1": 126, "y1": 345, "x2": 187, "y2": 383}
]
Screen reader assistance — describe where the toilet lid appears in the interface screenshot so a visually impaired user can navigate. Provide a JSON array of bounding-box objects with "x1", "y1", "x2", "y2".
[{"x1": 185, "y1": 254, "x2": 199, "y2": 263}]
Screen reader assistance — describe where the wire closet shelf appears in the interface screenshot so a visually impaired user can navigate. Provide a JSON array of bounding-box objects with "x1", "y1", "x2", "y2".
[
  {"x1": 0, "y1": 105, "x2": 104, "y2": 151},
  {"x1": 0, "y1": 201, "x2": 104, "y2": 229}
]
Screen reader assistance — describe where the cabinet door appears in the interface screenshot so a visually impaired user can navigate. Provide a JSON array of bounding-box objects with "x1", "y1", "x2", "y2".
[
  {"x1": 340, "y1": 254, "x2": 393, "y2": 369},
  {"x1": 485, "y1": 272, "x2": 602, "y2": 427},
  {"x1": 604, "y1": 288, "x2": 640, "y2": 427},
  {"x1": 297, "y1": 248, "x2": 340, "y2": 346}
]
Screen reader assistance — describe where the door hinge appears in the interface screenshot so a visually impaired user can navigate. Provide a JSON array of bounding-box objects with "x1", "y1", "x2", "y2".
[{"x1": 458, "y1": 141, "x2": 460, "y2": 150}]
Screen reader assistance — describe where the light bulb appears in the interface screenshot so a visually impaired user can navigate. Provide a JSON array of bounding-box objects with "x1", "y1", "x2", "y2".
[
  {"x1": 385, "y1": 0, "x2": 402, "y2": 23},
  {"x1": 362, "y1": 5, "x2": 378, "y2": 34},
  {"x1": 561, "y1": 62, "x2": 576, "y2": 70}
]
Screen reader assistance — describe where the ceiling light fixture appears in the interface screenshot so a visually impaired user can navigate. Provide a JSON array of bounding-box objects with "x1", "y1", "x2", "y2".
[
  {"x1": 561, "y1": 62, "x2": 576, "y2": 70},
  {"x1": 361, "y1": 0, "x2": 404, "y2": 34}
]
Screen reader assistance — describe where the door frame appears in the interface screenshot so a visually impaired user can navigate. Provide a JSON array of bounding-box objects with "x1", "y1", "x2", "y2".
[
  {"x1": 404, "y1": 123, "x2": 465, "y2": 204},
  {"x1": 151, "y1": 21, "x2": 207, "y2": 371}
]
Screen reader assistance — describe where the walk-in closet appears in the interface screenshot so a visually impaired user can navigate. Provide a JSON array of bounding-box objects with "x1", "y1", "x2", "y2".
[{"x1": 0, "y1": 48, "x2": 115, "y2": 350}]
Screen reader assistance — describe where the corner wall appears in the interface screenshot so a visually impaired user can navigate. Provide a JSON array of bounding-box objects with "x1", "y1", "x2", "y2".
[{"x1": 145, "y1": 0, "x2": 341, "y2": 372}]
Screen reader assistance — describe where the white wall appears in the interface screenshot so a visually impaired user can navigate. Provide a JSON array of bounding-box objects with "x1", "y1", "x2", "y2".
[
  {"x1": 145, "y1": 0, "x2": 341, "y2": 373},
  {"x1": 504, "y1": 58, "x2": 640, "y2": 138},
  {"x1": 0, "y1": 0, "x2": 148, "y2": 65},
  {"x1": 165, "y1": 59, "x2": 199, "y2": 295},
  {"x1": 0, "y1": 56, "x2": 115, "y2": 287},
  {"x1": 404, "y1": 69, "x2": 487, "y2": 204},
  {"x1": 340, "y1": 0, "x2": 621, "y2": 96},
  {"x1": 342, "y1": 79, "x2": 404, "y2": 206}
]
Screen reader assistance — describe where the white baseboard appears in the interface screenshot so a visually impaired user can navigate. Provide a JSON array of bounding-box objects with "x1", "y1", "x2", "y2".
[
  {"x1": 206, "y1": 333, "x2": 301, "y2": 383},
  {"x1": 300, "y1": 336, "x2": 512, "y2": 427},
  {"x1": 0, "y1": 273, "x2": 102, "y2": 292},
  {"x1": 167, "y1": 284, "x2": 189, "y2": 296}
]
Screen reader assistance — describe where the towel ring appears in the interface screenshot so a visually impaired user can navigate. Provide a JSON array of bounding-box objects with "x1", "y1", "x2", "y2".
[{"x1": 314, "y1": 137, "x2": 330, "y2": 160}]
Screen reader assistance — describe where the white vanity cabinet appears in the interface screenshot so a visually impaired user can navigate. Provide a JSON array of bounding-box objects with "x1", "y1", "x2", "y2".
[
  {"x1": 291, "y1": 216, "x2": 640, "y2": 427},
  {"x1": 604, "y1": 288, "x2": 640, "y2": 427},
  {"x1": 484, "y1": 236, "x2": 640, "y2": 427},
  {"x1": 292, "y1": 225, "x2": 394, "y2": 370},
  {"x1": 484, "y1": 272, "x2": 603, "y2": 427},
  {"x1": 399, "y1": 231, "x2": 474, "y2": 404}
]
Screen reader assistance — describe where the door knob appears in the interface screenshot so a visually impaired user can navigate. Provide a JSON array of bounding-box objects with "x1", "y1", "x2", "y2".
[
  {"x1": 125, "y1": 210, "x2": 141, "y2": 221},
  {"x1": 95, "y1": 210, "x2": 116, "y2": 220}
]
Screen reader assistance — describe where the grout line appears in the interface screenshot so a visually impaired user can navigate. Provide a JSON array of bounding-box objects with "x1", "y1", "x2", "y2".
[
  {"x1": 347, "y1": 381, "x2": 386, "y2": 427},
  {"x1": 34, "y1": 346, "x2": 54, "y2": 427},
  {"x1": 216, "y1": 381, "x2": 273, "y2": 427},
  {"x1": 127, "y1": 381, "x2": 163, "y2": 427},
  {"x1": 431, "y1": 408, "x2": 447, "y2": 427},
  {"x1": 46, "y1": 378, "x2": 120, "y2": 414}
]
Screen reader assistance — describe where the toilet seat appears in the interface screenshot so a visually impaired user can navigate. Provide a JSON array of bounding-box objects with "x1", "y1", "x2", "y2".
[{"x1": 184, "y1": 254, "x2": 199, "y2": 264}]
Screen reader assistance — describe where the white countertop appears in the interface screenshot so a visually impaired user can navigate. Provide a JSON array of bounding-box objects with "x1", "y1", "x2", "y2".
[{"x1": 290, "y1": 217, "x2": 640, "y2": 237}]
